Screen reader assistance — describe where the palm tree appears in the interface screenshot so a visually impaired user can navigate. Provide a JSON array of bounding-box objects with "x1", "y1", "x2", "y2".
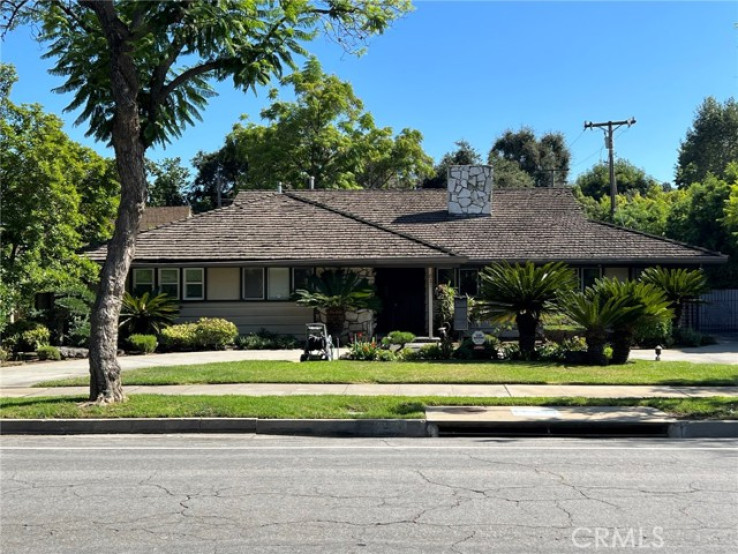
[
  {"x1": 477, "y1": 261, "x2": 577, "y2": 358},
  {"x1": 119, "y1": 291, "x2": 179, "y2": 337},
  {"x1": 592, "y1": 278, "x2": 672, "y2": 364},
  {"x1": 294, "y1": 270, "x2": 381, "y2": 341},
  {"x1": 639, "y1": 267, "x2": 708, "y2": 331},
  {"x1": 559, "y1": 288, "x2": 637, "y2": 365}
]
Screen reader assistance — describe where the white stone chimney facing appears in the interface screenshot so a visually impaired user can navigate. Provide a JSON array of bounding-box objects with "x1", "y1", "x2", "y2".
[{"x1": 447, "y1": 165, "x2": 493, "y2": 216}]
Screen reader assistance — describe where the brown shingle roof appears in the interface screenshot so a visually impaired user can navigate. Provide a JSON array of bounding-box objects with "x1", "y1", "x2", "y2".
[
  {"x1": 87, "y1": 193, "x2": 458, "y2": 264},
  {"x1": 140, "y1": 206, "x2": 191, "y2": 231},
  {"x1": 86, "y1": 189, "x2": 726, "y2": 265},
  {"x1": 284, "y1": 188, "x2": 725, "y2": 265}
]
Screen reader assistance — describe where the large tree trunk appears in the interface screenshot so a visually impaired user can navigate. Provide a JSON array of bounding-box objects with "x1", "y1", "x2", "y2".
[{"x1": 86, "y1": 3, "x2": 146, "y2": 403}]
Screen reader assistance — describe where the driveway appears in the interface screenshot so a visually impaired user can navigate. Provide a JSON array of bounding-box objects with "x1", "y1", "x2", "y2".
[{"x1": 629, "y1": 336, "x2": 738, "y2": 365}]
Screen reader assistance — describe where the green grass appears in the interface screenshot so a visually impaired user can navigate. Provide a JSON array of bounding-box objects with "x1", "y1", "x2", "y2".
[
  {"x1": 1, "y1": 395, "x2": 736, "y2": 420},
  {"x1": 37, "y1": 359, "x2": 738, "y2": 388}
]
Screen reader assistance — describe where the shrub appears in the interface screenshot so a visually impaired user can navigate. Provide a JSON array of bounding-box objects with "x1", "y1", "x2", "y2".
[
  {"x1": 375, "y1": 349, "x2": 397, "y2": 362},
  {"x1": 37, "y1": 345, "x2": 62, "y2": 361},
  {"x1": 403, "y1": 344, "x2": 446, "y2": 361},
  {"x1": 193, "y1": 318, "x2": 238, "y2": 350},
  {"x1": 381, "y1": 331, "x2": 416, "y2": 350},
  {"x1": 634, "y1": 319, "x2": 673, "y2": 348},
  {"x1": 236, "y1": 329, "x2": 300, "y2": 350},
  {"x1": 128, "y1": 334, "x2": 158, "y2": 354},
  {"x1": 0, "y1": 348, "x2": 7, "y2": 362},
  {"x1": 346, "y1": 338, "x2": 382, "y2": 361},
  {"x1": 2, "y1": 321, "x2": 51, "y2": 352},
  {"x1": 453, "y1": 334, "x2": 500, "y2": 360},
  {"x1": 159, "y1": 323, "x2": 198, "y2": 351},
  {"x1": 673, "y1": 327, "x2": 705, "y2": 347},
  {"x1": 397, "y1": 347, "x2": 416, "y2": 360},
  {"x1": 536, "y1": 341, "x2": 564, "y2": 362}
]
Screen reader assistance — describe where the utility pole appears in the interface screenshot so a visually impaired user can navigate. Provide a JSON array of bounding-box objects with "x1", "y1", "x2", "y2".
[{"x1": 584, "y1": 117, "x2": 636, "y2": 218}]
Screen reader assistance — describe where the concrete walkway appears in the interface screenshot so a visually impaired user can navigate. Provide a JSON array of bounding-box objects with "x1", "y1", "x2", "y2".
[{"x1": 4, "y1": 383, "x2": 738, "y2": 399}]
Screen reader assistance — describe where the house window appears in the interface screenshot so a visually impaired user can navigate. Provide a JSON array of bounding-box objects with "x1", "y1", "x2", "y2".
[
  {"x1": 243, "y1": 268, "x2": 265, "y2": 300},
  {"x1": 292, "y1": 268, "x2": 313, "y2": 292},
  {"x1": 207, "y1": 267, "x2": 240, "y2": 301},
  {"x1": 183, "y1": 268, "x2": 204, "y2": 300},
  {"x1": 579, "y1": 267, "x2": 601, "y2": 290},
  {"x1": 436, "y1": 268, "x2": 456, "y2": 287},
  {"x1": 158, "y1": 268, "x2": 180, "y2": 299},
  {"x1": 132, "y1": 268, "x2": 154, "y2": 296},
  {"x1": 268, "y1": 267, "x2": 291, "y2": 300},
  {"x1": 459, "y1": 269, "x2": 479, "y2": 297}
]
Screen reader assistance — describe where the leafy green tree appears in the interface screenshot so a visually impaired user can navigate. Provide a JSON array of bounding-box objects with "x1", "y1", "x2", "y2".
[
  {"x1": 574, "y1": 184, "x2": 681, "y2": 236},
  {"x1": 145, "y1": 157, "x2": 188, "y2": 207},
  {"x1": 0, "y1": 64, "x2": 115, "y2": 319},
  {"x1": 189, "y1": 138, "x2": 249, "y2": 212},
  {"x1": 639, "y1": 267, "x2": 709, "y2": 331},
  {"x1": 488, "y1": 128, "x2": 570, "y2": 187},
  {"x1": 487, "y1": 155, "x2": 535, "y2": 188},
  {"x1": 575, "y1": 159, "x2": 661, "y2": 201},
  {"x1": 422, "y1": 140, "x2": 482, "y2": 189},
  {"x1": 227, "y1": 58, "x2": 432, "y2": 190},
  {"x1": 2, "y1": 0, "x2": 409, "y2": 403},
  {"x1": 477, "y1": 261, "x2": 577, "y2": 358},
  {"x1": 294, "y1": 270, "x2": 381, "y2": 341},
  {"x1": 676, "y1": 97, "x2": 738, "y2": 188}
]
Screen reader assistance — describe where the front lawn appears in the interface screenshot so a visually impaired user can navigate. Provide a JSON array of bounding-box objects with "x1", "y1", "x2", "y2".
[
  {"x1": 37, "y1": 359, "x2": 738, "y2": 388},
  {"x1": 1, "y1": 395, "x2": 736, "y2": 420}
]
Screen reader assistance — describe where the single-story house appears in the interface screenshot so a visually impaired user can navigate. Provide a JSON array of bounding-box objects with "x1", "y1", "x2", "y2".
[{"x1": 86, "y1": 165, "x2": 726, "y2": 337}]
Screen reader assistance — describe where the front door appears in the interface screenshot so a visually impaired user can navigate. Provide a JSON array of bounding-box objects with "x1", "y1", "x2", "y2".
[{"x1": 374, "y1": 268, "x2": 426, "y2": 336}]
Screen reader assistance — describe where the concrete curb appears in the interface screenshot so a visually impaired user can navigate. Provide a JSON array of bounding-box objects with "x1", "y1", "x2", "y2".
[
  {"x1": 0, "y1": 418, "x2": 429, "y2": 437},
  {"x1": 1, "y1": 418, "x2": 737, "y2": 437},
  {"x1": 667, "y1": 421, "x2": 738, "y2": 438}
]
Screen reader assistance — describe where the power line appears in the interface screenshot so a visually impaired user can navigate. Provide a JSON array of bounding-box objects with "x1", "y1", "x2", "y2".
[{"x1": 584, "y1": 118, "x2": 636, "y2": 218}]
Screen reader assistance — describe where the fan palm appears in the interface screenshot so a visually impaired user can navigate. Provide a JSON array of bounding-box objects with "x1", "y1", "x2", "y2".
[
  {"x1": 294, "y1": 270, "x2": 381, "y2": 340},
  {"x1": 592, "y1": 278, "x2": 673, "y2": 364},
  {"x1": 478, "y1": 261, "x2": 577, "y2": 357},
  {"x1": 639, "y1": 267, "x2": 708, "y2": 330},
  {"x1": 119, "y1": 292, "x2": 179, "y2": 337}
]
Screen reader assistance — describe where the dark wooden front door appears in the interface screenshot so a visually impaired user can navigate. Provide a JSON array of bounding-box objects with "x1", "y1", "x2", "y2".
[{"x1": 374, "y1": 268, "x2": 426, "y2": 336}]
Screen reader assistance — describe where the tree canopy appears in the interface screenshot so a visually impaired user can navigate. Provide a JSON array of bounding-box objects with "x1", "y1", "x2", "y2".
[
  {"x1": 0, "y1": 63, "x2": 118, "y2": 317},
  {"x1": 676, "y1": 97, "x2": 738, "y2": 188},
  {"x1": 488, "y1": 128, "x2": 570, "y2": 188},
  {"x1": 145, "y1": 157, "x2": 188, "y2": 207},
  {"x1": 221, "y1": 58, "x2": 432, "y2": 190},
  {"x1": 422, "y1": 140, "x2": 481, "y2": 189},
  {"x1": 574, "y1": 159, "x2": 662, "y2": 201}
]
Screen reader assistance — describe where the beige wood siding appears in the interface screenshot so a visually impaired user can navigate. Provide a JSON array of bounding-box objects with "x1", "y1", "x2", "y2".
[
  {"x1": 178, "y1": 302, "x2": 314, "y2": 336},
  {"x1": 603, "y1": 267, "x2": 629, "y2": 282},
  {"x1": 207, "y1": 267, "x2": 240, "y2": 300}
]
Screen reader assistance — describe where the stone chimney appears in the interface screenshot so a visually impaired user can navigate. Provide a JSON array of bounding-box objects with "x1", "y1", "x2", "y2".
[{"x1": 447, "y1": 165, "x2": 493, "y2": 216}]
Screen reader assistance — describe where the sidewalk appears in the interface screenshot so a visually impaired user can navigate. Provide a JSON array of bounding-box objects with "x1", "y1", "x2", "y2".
[{"x1": 5, "y1": 383, "x2": 738, "y2": 399}]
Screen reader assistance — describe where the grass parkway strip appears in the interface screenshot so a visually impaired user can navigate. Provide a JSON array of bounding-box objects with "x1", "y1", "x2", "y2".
[
  {"x1": 36, "y1": 359, "x2": 738, "y2": 388},
  {"x1": 1, "y1": 395, "x2": 736, "y2": 420}
]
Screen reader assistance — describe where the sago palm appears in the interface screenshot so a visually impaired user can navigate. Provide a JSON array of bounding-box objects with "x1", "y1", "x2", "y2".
[
  {"x1": 119, "y1": 291, "x2": 179, "y2": 337},
  {"x1": 294, "y1": 270, "x2": 381, "y2": 340},
  {"x1": 478, "y1": 261, "x2": 577, "y2": 357},
  {"x1": 592, "y1": 278, "x2": 672, "y2": 364},
  {"x1": 639, "y1": 267, "x2": 708, "y2": 330},
  {"x1": 559, "y1": 289, "x2": 638, "y2": 366}
]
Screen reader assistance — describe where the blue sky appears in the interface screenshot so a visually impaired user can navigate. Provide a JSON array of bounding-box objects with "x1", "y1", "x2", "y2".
[{"x1": 2, "y1": 1, "x2": 736, "y2": 184}]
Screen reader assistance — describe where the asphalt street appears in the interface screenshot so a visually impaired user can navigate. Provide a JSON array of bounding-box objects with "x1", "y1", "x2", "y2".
[{"x1": 1, "y1": 435, "x2": 736, "y2": 553}]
